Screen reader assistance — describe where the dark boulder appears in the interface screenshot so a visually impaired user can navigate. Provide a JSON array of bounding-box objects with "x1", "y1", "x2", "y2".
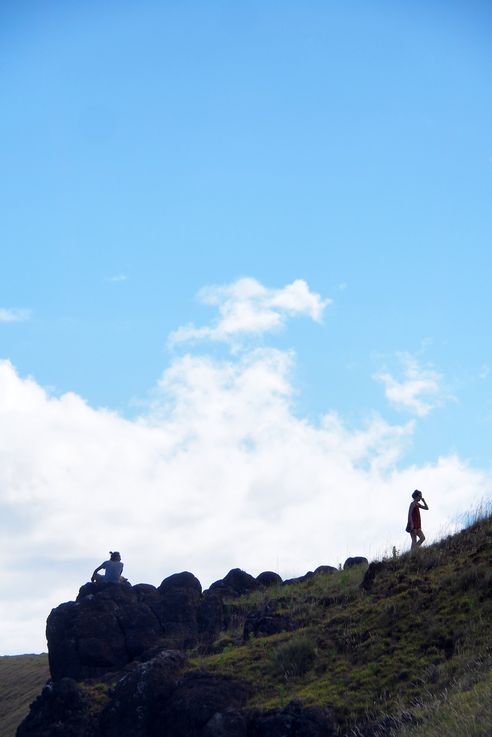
[
  {"x1": 159, "y1": 672, "x2": 249, "y2": 737},
  {"x1": 360, "y1": 561, "x2": 385, "y2": 592},
  {"x1": 256, "y1": 571, "x2": 282, "y2": 588},
  {"x1": 158, "y1": 571, "x2": 202, "y2": 595},
  {"x1": 132, "y1": 583, "x2": 159, "y2": 600},
  {"x1": 76, "y1": 581, "x2": 133, "y2": 603},
  {"x1": 243, "y1": 612, "x2": 295, "y2": 640},
  {"x1": 209, "y1": 569, "x2": 260, "y2": 598},
  {"x1": 247, "y1": 700, "x2": 337, "y2": 736},
  {"x1": 314, "y1": 565, "x2": 337, "y2": 576},
  {"x1": 155, "y1": 571, "x2": 203, "y2": 649},
  {"x1": 77, "y1": 582, "x2": 99, "y2": 600},
  {"x1": 283, "y1": 571, "x2": 314, "y2": 586},
  {"x1": 343, "y1": 557, "x2": 368, "y2": 570},
  {"x1": 131, "y1": 585, "x2": 163, "y2": 622},
  {"x1": 100, "y1": 649, "x2": 185, "y2": 737},
  {"x1": 118, "y1": 599, "x2": 166, "y2": 661},
  {"x1": 17, "y1": 678, "x2": 99, "y2": 737},
  {"x1": 199, "y1": 590, "x2": 226, "y2": 637},
  {"x1": 47, "y1": 598, "x2": 127, "y2": 681},
  {"x1": 47, "y1": 584, "x2": 163, "y2": 681}
]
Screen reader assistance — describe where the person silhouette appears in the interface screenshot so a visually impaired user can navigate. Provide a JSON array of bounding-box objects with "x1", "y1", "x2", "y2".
[
  {"x1": 91, "y1": 551, "x2": 124, "y2": 583},
  {"x1": 406, "y1": 490, "x2": 429, "y2": 551}
]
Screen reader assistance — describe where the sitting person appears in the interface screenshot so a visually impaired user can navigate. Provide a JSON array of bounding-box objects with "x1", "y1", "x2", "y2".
[{"x1": 91, "y1": 551, "x2": 125, "y2": 584}]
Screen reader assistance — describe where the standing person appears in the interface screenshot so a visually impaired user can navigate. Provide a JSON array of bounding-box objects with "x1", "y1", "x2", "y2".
[
  {"x1": 91, "y1": 551, "x2": 124, "y2": 583},
  {"x1": 406, "y1": 490, "x2": 429, "y2": 551}
]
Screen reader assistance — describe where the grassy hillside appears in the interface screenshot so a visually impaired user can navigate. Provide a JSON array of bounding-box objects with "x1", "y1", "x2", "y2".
[
  {"x1": 0, "y1": 654, "x2": 49, "y2": 737},
  {"x1": 187, "y1": 511, "x2": 492, "y2": 735},
  {"x1": 8, "y1": 511, "x2": 492, "y2": 736}
]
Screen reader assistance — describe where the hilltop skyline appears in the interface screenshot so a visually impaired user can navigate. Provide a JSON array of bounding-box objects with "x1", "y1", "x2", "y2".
[{"x1": 1, "y1": 1, "x2": 491, "y2": 653}]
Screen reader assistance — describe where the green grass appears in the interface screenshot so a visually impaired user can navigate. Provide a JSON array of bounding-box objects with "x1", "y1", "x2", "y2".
[
  {"x1": 0, "y1": 654, "x2": 49, "y2": 737},
  {"x1": 188, "y1": 512, "x2": 492, "y2": 732},
  {"x1": 396, "y1": 667, "x2": 492, "y2": 737}
]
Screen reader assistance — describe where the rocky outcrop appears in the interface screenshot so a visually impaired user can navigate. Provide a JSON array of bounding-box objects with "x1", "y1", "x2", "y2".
[
  {"x1": 18, "y1": 660, "x2": 335, "y2": 737},
  {"x1": 314, "y1": 565, "x2": 337, "y2": 575},
  {"x1": 100, "y1": 650, "x2": 186, "y2": 737},
  {"x1": 360, "y1": 561, "x2": 385, "y2": 592},
  {"x1": 99, "y1": 651, "x2": 249, "y2": 737},
  {"x1": 47, "y1": 583, "x2": 161, "y2": 681},
  {"x1": 199, "y1": 589, "x2": 227, "y2": 637},
  {"x1": 17, "y1": 677, "x2": 99, "y2": 737},
  {"x1": 243, "y1": 609, "x2": 295, "y2": 640},
  {"x1": 47, "y1": 572, "x2": 217, "y2": 681},
  {"x1": 21, "y1": 563, "x2": 346, "y2": 737},
  {"x1": 156, "y1": 571, "x2": 203, "y2": 649},
  {"x1": 209, "y1": 568, "x2": 261, "y2": 598},
  {"x1": 283, "y1": 571, "x2": 315, "y2": 586},
  {"x1": 18, "y1": 649, "x2": 250, "y2": 737},
  {"x1": 256, "y1": 571, "x2": 283, "y2": 588},
  {"x1": 343, "y1": 556, "x2": 368, "y2": 569},
  {"x1": 159, "y1": 671, "x2": 249, "y2": 737}
]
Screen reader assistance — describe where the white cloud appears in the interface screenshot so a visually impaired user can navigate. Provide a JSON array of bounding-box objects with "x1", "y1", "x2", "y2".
[
  {"x1": 168, "y1": 278, "x2": 331, "y2": 346},
  {"x1": 0, "y1": 347, "x2": 489, "y2": 655},
  {"x1": 0, "y1": 308, "x2": 31, "y2": 323},
  {"x1": 106, "y1": 274, "x2": 128, "y2": 283},
  {"x1": 374, "y1": 353, "x2": 449, "y2": 417}
]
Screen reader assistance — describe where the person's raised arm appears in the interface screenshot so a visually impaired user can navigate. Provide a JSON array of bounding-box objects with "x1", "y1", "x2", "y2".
[
  {"x1": 91, "y1": 563, "x2": 104, "y2": 583},
  {"x1": 419, "y1": 497, "x2": 429, "y2": 510}
]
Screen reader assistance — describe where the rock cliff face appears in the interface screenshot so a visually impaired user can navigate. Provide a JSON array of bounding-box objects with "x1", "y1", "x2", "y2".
[
  {"x1": 17, "y1": 562, "x2": 365, "y2": 737},
  {"x1": 47, "y1": 572, "x2": 210, "y2": 681}
]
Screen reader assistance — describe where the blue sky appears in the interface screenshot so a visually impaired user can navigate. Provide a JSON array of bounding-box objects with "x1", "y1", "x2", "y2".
[{"x1": 1, "y1": 1, "x2": 491, "y2": 653}]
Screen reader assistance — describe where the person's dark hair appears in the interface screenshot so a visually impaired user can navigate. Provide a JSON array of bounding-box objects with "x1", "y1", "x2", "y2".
[
  {"x1": 412, "y1": 490, "x2": 421, "y2": 500},
  {"x1": 110, "y1": 551, "x2": 121, "y2": 561}
]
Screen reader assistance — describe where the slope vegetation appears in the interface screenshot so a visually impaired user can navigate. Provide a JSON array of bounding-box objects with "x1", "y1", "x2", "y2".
[
  {"x1": 0, "y1": 655, "x2": 49, "y2": 737},
  {"x1": 188, "y1": 512, "x2": 492, "y2": 735}
]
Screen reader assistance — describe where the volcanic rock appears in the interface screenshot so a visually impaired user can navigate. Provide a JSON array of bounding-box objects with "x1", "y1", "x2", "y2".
[
  {"x1": 343, "y1": 556, "x2": 368, "y2": 569},
  {"x1": 256, "y1": 571, "x2": 283, "y2": 588}
]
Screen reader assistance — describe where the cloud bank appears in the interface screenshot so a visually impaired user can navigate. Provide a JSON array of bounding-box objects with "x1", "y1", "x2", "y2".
[
  {"x1": 0, "y1": 280, "x2": 489, "y2": 654},
  {"x1": 169, "y1": 278, "x2": 331, "y2": 346}
]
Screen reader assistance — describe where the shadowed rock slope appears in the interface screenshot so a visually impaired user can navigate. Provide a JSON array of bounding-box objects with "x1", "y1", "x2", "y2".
[{"x1": 16, "y1": 514, "x2": 492, "y2": 737}]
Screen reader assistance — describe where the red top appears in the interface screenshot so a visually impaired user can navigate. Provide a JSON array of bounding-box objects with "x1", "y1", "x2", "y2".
[{"x1": 411, "y1": 503, "x2": 421, "y2": 530}]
